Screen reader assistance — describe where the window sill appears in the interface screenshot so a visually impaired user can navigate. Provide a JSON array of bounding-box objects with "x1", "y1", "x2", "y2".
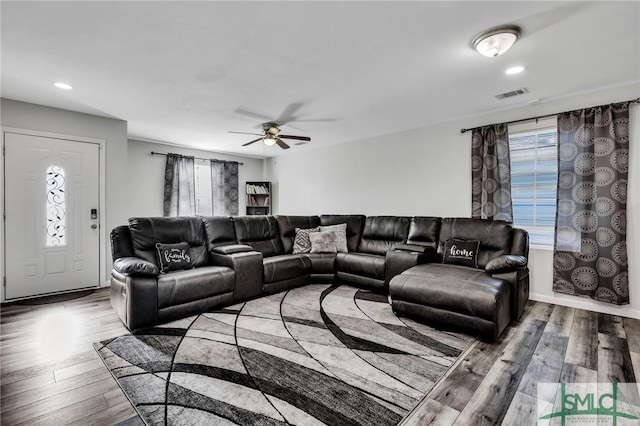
[{"x1": 530, "y1": 243, "x2": 554, "y2": 251}]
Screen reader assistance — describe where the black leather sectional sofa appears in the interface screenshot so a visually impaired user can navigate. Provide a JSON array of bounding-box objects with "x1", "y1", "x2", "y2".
[{"x1": 110, "y1": 214, "x2": 529, "y2": 340}]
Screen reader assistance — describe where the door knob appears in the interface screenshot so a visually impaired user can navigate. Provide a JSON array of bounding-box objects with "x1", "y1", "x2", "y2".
[{"x1": 91, "y1": 224, "x2": 98, "y2": 229}]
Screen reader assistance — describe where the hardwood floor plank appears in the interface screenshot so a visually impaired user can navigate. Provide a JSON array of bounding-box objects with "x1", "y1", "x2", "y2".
[
  {"x1": 401, "y1": 398, "x2": 460, "y2": 426},
  {"x1": 559, "y1": 362, "x2": 597, "y2": 383},
  {"x1": 66, "y1": 401, "x2": 139, "y2": 426},
  {"x1": 501, "y1": 391, "x2": 538, "y2": 426},
  {"x1": 1, "y1": 362, "x2": 111, "y2": 413},
  {"x1": 428, "y1": 302, "x2": 550, "y2": 413},
  {"x1": 597, "y1": 332, "x2": 637, "y2": 384},
  {"x1": 545, "y1": 305, "x2": 575, "y2": 337},
  {"x1": 630, "y1": 352, "x2": 640, "y2": 382},
  {"x1": 598, "y1": 333, "x2": 640, "y2": 413},
  {"x1": 21, "y1": 394, "x2": 110, "y2": 426},
  {"x1": 451, "y1": 315, "x2": 547, "y2": 425},
  {"x1": 623, "y1": 317, "x2": 640, "y2": 352},
  {"x1": 517, "y1": 305, "x2": 573, "y2": 402},
  {"x1": 0, "y1": 371, "x2": 55, "y2": 399},
  {"x1": 598, "y1": 312, "x2": 626, "y2": 338},
  {"x1": 0, "y1": 349, "x2": 97, "y2": 385},
  {"x1": 1, "y1": 377, "x2": 118, "y2": 425},
  {"x1": 428, "y1": 326, "x2": 517, "y2": 412},
  {"x1": 564, "y1": 309, "x2": 598, "y2": 369},
  {"x1": 54, "y1": 358, "x2": 109, "y2": 382}
]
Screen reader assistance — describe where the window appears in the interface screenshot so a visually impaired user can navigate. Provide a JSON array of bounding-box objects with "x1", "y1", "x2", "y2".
[
  {"x1": 46, "y1": 165, "x2": 66, "y2": 246},
  {"x1": 509, "y1": 125, "x2": 558, "y2": 247},
  {"x1": 194, "y1": 159, "x2": 212, "y2": 216}
]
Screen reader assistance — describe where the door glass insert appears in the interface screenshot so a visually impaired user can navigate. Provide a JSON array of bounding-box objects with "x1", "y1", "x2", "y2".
[{"x1": 46, "y1": 165, "x2": 66, "y2": 247}]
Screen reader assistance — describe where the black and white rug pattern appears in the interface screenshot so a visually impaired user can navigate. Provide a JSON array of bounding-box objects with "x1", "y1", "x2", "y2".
[{"x1": 95, "y1": 284, "x2": 475, "y2": 425}]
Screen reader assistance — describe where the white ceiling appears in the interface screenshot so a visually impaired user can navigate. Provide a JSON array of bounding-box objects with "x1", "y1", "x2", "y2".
[{"x1": 2, "y1": 1, "x2": 638, "y2": 157}]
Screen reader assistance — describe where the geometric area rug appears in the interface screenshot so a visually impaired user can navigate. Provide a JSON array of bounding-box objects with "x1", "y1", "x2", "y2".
[{"x1": 94, "y1": 284, "x2": 476, "y2": 425}]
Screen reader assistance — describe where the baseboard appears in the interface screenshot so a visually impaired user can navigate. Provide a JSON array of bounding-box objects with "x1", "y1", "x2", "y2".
[{"x1": 529, "y1": 292, "x2": 640, "y2": 319}]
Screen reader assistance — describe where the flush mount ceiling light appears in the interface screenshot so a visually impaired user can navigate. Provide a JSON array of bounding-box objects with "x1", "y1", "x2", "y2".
[
  {"x1": 54, "y1": 82, "x2": 73, "y2": 90},
  {"x1": 472, "y1": 25, "x2": 521, "y2": 57}
]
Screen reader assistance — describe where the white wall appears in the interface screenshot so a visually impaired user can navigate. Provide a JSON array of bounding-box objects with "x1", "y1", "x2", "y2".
[
  {"x1": 0, "y1": 98, "x2": 129, "y2": 294},
  {"x1": 267, "y1": 83, "x2": 640, "y2": 318},
  {"x1": 126, "y1": 139, "x2": 265, "y2": 217}
]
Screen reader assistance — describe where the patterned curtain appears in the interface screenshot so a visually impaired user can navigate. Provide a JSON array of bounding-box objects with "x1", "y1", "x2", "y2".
[
  {"x1": 553, "y1": 102, "x2": 630, "y2": 305},
  {"x1": 471, "y1": 124, "x2": 513, "y2": 222},
  {"x1": 163, "y1": 154, "x2": 195, "y2": 217},
  {"x1": 211, "y1": 160, "x2": 239, "y2": 216}
]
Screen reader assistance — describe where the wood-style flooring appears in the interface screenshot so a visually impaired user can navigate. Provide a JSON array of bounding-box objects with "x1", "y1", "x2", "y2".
[{"x1": 1, "y1": 288, "x2": 638, "y2": 425}]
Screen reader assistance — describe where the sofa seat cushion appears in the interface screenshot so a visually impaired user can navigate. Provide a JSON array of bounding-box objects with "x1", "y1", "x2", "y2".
[
  {"x1": 263, "y1": 254, "x2": 311, "y2": 283},
  {"x1": 390, "y1": 263, "x2": 509, "y2": 322},
  {"x1": 305, "y1": 253, "x2": 336, "y2": 275},
  {"x1": 336, "y1": 252, "x2": 386, "y2": 280},
  {"x1": 157, "y1": 266, "x2": 235, "y2": 309}
]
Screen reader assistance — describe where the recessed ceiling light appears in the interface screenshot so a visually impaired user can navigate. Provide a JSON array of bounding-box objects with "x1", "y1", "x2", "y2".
[
  {"x1": 505, "y1": 66, "x2": 525, "y2": 75},
  {"x1": 54, "y1": 82, "x2": 73, "y2": 90}
]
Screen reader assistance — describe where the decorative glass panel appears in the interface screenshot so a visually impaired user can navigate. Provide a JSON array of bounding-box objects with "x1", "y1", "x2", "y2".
[{"x1": 46, "y1": 165, "x2": 66, "y2": 247}]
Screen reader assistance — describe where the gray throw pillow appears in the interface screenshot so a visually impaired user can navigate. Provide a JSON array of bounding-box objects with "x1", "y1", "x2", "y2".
[
  {"x1": 319, "y1": 223, "x2": 348, "y2": 252},
  {"x1": 309, "y1": 232, "x2": 337, "y2": 253},
  {"x1": 292, "y1": 227, "x2": 320, "y2": 254}
]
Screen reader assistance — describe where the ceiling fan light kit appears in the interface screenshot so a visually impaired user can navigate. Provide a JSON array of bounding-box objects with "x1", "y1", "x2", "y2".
[
  {"x1": 230, "y1": 121, "x2": 311, "y2": 150},
  {"x1": 472, "y1": 25, "x2": 521, "y2": 57}
]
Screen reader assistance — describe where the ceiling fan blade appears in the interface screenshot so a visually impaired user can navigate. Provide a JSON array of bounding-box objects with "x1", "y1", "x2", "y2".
[
  {"x1": 275, "y1": 102, "x2": 304, "y2": 125},
  {"x1": 279, "y1": 134, "x2": 311, "y2": 142},
  {"x1": 242, "y1": 137, "x2": 263, "y2": 146},
  {"x1": 229, "y1": 131, "x2": 263, "y2": 136},
  {"x1": 233, "y1": 108, "x2": 273, "y2": 122},
  {"x1": 275, "y1": 138, "x2": 290, "y2": 149}
]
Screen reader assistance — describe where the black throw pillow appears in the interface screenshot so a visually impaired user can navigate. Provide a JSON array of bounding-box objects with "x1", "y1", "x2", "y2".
[
  {"x1": 442, "y1": 238, "x2": 480, "y2": 268},
  {"x1": 156, "y1": 242, "x2": 193, "y2": 273}
]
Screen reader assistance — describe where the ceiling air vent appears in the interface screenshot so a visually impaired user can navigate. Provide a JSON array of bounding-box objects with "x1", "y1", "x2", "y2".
[{"x1": 495, "y1": 87, "x2": 529, "y2": 100}]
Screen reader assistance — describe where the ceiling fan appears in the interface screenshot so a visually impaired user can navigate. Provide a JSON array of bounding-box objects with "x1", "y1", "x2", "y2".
[{"x1": 229, "y1": 122, "x2": 311, "y2": 150}]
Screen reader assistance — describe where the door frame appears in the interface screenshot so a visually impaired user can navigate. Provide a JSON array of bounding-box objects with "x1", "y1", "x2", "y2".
[{"x1": 1, "y1": 127, "x2": 107, "y2": 302}]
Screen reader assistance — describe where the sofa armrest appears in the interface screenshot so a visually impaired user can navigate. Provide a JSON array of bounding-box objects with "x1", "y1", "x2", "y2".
[
  {"x1": 113, "y1": 257, "x2": 159, "y2": 277},
  {"x1": 385, "y1": 247, "x2": 435, "y2": 287},
  {"x1": 211, "y1": 251, "x2": 264, "y2": 301},
  {"x1": 110, "y1": 270, "x2": 158, "y2": 331},
  {"x1": 394, "y1": 244, "x2": 436, "y2": 256},
  {"x1": 485, "y1": 255, "x2": 528, "y2": 274},
  {"x1": 213, "y1": 244, "x2": 255, "y2": 255}
]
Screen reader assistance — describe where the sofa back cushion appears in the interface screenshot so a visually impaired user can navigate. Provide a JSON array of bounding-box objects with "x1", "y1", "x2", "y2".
[
  {"x1": 233, "y1": 216, "x2": 284, "y2": 258},
  {"x1": 437, "y1": 217, "x2": 513, "y2": 268},
  {"x1": 128, "y1": 217, "x2": 209, "y2": 268},
  {"x1": 320, "y1": 215, "x2": 365, "y2": 252},
  {"x1": 202, "y1": 216, "x2": 237, "y2": 251},
  {"x1": 276, "y1": 215, "x2": 321, "y2": 253},
  {"x1": 359, "y1": 216, "x2": 411, "y2": 256},
  {"x1": 406, "y1": 217, "x2": 441, "y2": 249}
]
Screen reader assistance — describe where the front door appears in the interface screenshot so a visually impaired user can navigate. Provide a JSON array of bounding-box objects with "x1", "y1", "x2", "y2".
[{"x1": 4, "y1": 132, "x2": 100, "y2": 299}]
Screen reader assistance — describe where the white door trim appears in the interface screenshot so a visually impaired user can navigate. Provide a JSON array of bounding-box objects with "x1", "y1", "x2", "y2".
[{"x1": 1, "y1": 127, "x2": 107, "y2": 302}]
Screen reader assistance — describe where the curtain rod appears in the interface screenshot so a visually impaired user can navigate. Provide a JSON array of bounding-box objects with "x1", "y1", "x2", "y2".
[
  {"x1": 460, "y1": 97, "x2": 640, "y2": 134},
  {"x1": 150, "y1": 151, "x2": 244, "y2": 165}
]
